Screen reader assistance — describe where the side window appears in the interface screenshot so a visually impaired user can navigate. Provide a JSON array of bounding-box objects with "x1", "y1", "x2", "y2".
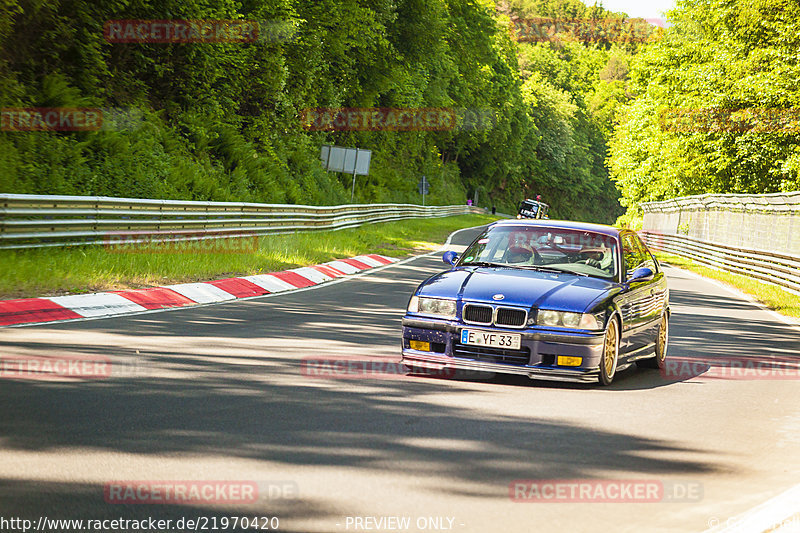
[
  {"x1": 621, "y1": 233, "x2": 647, "y2": 277},
  {"x1": 634, "y1": 234, "x2": 657, "y2": 272}
]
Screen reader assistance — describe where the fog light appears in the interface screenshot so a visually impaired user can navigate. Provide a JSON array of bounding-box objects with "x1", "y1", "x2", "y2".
[
  {"x1": 557, "y1": 356, "x2": 582, "y2": 367},
  {"x1": 409, "y1": 340, "x2": 431, "y2": 351}
]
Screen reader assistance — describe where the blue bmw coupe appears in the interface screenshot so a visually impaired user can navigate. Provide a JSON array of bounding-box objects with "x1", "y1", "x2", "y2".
[{"x1": 401, "y1": 219, "x2": 669, "y2": 385}]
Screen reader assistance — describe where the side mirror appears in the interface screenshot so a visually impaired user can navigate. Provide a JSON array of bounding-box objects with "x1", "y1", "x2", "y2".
[
  {"x1": 627, "y1": 267, "x2": 654, "y2": 283},
  {"x1": 442, "y1": 251, "x2": 459, "y2": 266}
]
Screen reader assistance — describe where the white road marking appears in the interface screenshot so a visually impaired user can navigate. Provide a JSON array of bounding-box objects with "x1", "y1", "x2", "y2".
[
  {"x1": 670, "y1": 266, "x2": 800, "y2": 331},
  {"x1": 704, "y1": 483, "x2": 800, "y2": 533}
]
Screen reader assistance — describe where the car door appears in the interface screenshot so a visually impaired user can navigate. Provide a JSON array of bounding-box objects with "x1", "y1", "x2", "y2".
[
  {"x1": 617, "y1": 231, "x2": 656, "y2": 355},
  {"x1": 634, "y1": 233, "x2": 668, "y2": 344}
]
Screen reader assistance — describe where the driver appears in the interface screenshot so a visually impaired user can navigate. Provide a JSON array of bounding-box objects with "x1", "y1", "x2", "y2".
[
  {"x1": 578, "y1": 247, "x2": 608, "y2": 269},
  {"x1": 507, "y1": 243, "x2": 534, "y2": 264}
]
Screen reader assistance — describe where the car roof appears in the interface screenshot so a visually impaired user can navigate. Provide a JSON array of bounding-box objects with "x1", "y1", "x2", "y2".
[
  {"x1": 521, "y1": 199, "x2": 549, "y2": 207},
  {"x1": 490, "y1": 218, "x2": 620, "y2": 238}
]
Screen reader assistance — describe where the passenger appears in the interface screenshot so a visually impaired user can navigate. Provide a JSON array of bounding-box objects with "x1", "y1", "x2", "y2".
[{"x1": 507, "y1": 243, "x2": 534, "y2": 264}]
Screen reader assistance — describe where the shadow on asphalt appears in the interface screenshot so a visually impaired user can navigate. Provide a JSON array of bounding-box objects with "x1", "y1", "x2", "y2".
[{"x1": 0, "y1": 250, "x2": 797, "y2": 527}]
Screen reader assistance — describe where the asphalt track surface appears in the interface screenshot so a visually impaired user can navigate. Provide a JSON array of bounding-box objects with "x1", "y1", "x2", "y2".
[{"x1": 0, "y1": 225, "x2": 799, "y2": 533}]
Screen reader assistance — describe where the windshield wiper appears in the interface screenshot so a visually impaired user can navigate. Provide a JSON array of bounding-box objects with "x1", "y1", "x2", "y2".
[{"x1": 460, "y1": 261, "x2": 508, "y2": 268}]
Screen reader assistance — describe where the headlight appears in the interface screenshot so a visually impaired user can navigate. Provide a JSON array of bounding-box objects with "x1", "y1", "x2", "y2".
[
  {"x1": 537, "y1": 309, "x2": 561, "y2": 327},
  {"x1": 407, "y1": 296, "x2": 457, "y2": 319},
  {"x1": 561, "y1": 312, "x2": 582, "y2": 328},
  {"x1": 535, "y1": 310, "x2": 601, "y2": 330}
]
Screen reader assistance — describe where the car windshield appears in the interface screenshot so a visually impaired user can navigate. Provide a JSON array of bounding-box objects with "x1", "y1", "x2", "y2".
[{"x1": 458, "y1": 225, "x2": 619, "y2": 280}]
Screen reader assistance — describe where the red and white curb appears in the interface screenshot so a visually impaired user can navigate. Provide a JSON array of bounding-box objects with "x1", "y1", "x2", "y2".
[{"x1": 0, "y1": 254, "x2": 397, "y2": 327}]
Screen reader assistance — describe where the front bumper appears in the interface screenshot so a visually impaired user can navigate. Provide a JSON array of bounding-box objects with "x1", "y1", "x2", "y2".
[{"x1": 401, "y1": 317, "x2": 605, "y2": 384}]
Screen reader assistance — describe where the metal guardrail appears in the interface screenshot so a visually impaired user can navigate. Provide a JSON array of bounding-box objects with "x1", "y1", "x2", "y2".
[
  {"x1": 641, "y1": 232, "x2": 800, "y2": 293},
  {"x1": 0, "y1": 194, "x2": 481, "y2": 250}
]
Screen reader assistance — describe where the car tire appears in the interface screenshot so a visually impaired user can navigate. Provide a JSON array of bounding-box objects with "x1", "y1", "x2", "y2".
[
  {"x1": 636, "y1": 312, "x2": 668, "y2": 370},
  {"x1": 599, "y1": 318, "x2": 619, "y2": 386}
]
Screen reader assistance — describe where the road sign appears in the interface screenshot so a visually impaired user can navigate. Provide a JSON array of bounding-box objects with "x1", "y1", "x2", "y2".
[
  {"x1": 418, "y1": 176, "x2": 430, "y2": 206},
  {"x1": 320, "y1": 146, "x2": 371, "y2": 175},
  {"x1": 320, "y1": 145, "x2": 372, "y2": 202},
  {"x1": 418, "y1": 176, "x2": 430, "y2": 195}
]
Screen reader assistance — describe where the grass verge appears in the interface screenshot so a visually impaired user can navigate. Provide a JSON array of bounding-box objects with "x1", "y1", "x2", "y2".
[
  {"x1": 0, "y1": 214, "x2": 500, "y2": 300},
  {"x1": 656, "y1": 252, "x2": 800, "y2": 321}
]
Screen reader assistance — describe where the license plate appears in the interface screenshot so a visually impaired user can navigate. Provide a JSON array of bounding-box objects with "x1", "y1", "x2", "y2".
[{"x1": 460, "y1": 329, "x2": 521, "y2": 350}]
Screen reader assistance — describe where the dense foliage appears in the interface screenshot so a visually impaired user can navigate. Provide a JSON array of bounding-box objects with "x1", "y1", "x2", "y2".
[
  {"x1": 609, "y1": 0, "x2": 800, "y2": 221},
  {"x1": 0, "y1": 0, "x2": 638, "y2": 222}
]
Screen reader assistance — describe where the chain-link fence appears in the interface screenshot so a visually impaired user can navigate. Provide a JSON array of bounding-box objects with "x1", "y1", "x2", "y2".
[
  {"x1": 641, "y1": 192, "x2": 800, "y2": 255},
  {"x1": 641, "y1": 192, "x2": 800, "y2": 293}
]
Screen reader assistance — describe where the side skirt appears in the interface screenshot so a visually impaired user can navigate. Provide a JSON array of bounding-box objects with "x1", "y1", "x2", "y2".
[{"x1": 619, "y1": 342, "x2": 657, "y2": 365}]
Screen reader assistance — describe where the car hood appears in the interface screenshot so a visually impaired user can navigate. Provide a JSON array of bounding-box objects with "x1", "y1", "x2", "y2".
[{"x1": 417, "y1": 267, "x2": 619, "y2": 313}]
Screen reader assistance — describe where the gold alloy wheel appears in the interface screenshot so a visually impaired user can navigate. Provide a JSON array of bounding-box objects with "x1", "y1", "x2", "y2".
[
  {"x1": 600, "y1": 319, "x2": 618, "y2": 384},
  {"x1": 656, "y1": 313, "x2": 668, "y2": 364},
  {"x1": 635, "y1": 311, "x2": 669, "y2": 370}
]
